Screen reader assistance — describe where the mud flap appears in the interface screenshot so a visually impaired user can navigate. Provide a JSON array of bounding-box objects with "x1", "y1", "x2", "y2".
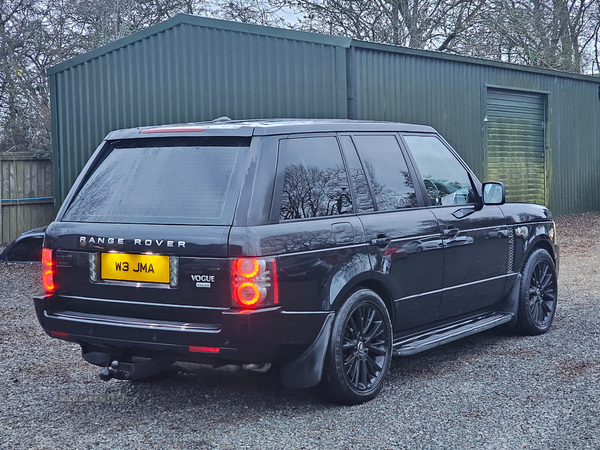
[
  {"x1": 505, "y1": 274, "x2": 522, "y2": 329},
  {"x1": 280, "y1": 313, "x2": 334, "y2": 389}
]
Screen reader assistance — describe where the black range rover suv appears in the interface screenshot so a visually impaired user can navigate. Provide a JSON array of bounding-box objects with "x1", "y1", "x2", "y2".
[{"x1": 35, "y1": 119, "x2": 558, "y2": 404}]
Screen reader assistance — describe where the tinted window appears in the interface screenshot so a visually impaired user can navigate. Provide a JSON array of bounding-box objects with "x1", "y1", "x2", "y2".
[
  {"x1": 404, "y1": 135, "x2": 475, "y2": 206},
  {"x1": 352, "y1": 135, "x2": 418, "y2": 211},
  {"x1": 63, "y1": 140, "x2": 248, "y2": 225},
  {"x1": 279, "y1": 137, "x2": 352, "y2": 220},
  {"x1": 339, "y1": 135, "x2": 375, "y2": 213}
]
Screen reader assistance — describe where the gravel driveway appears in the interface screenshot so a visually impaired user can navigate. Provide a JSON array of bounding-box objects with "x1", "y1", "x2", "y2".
[{"x1": 1, "y1": 213, "x2": 599, "y2": 449}]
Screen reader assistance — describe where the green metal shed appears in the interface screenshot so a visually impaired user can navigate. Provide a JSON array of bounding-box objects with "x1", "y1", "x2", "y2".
[{"x1": 48, "y1": 14, "x2": 600, "y2": 216}]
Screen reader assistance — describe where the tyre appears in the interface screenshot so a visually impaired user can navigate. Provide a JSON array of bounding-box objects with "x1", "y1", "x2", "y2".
[
  {"x1": 515, "y1": 248, "x2": 558, "y2": 335},
  {"x1": 318, "y1": 289, "x2": 392, "y2": 405}
]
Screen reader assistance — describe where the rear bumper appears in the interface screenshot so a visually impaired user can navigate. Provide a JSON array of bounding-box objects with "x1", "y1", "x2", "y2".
[{"x1": 33, "y1": 295, "x2": 332, "y2": 366}]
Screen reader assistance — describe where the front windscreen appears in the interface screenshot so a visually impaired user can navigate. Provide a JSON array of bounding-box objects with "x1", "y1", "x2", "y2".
[{"x1": 62, "y1": 138, "x2": 249, "y2": 225}]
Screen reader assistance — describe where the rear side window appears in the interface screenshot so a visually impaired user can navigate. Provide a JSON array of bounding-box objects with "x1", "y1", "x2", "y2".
[
  {"x1": 63, "y1": 139, "x2": 249, "y2": 225},
  {"x1": 352, "y1": 135, "x2": 418, "y2": 211},
  {"x1": 339, "y1": 135, "x2": 375, "y2": 213},
  {"x1": 278, "y1": 137, "x2": 353, "y2": 220}
]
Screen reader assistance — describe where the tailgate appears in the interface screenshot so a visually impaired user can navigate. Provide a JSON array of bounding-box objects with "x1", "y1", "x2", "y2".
[{"x1": 44, "y1": 223, "x2": 232, "y2": 325}]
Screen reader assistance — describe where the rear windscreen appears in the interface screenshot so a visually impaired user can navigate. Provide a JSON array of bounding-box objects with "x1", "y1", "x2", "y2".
[{"x1": 62, "y1": 139, "x2": 249, "y2": 225}]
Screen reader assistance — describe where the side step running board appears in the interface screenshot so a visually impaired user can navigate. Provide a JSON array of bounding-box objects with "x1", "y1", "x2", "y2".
[{"x1": 393, "y1": 312, "x2": 513, "y2": 356}]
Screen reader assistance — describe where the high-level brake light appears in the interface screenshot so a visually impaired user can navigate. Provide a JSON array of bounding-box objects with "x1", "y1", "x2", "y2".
[{"x1": 140, "y1": 126, "x2": 205, "y2": 134}]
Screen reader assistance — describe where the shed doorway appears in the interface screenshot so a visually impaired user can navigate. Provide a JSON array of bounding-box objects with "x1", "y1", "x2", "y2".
[{"x1": 485, "y1": 88, "x2": 546, "y2": 205}]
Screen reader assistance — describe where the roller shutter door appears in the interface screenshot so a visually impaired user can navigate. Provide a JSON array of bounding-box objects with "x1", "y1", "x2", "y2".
[{"x1": 485, "y1": 89, "x2": 546, "y2": 205}]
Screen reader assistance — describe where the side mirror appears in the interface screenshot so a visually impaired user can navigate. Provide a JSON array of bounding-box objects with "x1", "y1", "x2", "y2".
[{"x1": 482, "y1": 182, "x2": 505, "y2": 205}]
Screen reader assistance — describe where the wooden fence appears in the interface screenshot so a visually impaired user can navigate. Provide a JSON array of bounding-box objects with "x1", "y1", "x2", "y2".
[{"x1": 1, "y1": 153, "x2": 53, "y2": 245}]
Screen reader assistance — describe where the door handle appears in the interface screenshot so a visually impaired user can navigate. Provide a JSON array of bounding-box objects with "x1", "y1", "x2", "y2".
[
  {"x1": 370, "y1": 234, "x2": 391, "y2": 248},
  {"x1": 443, "y1": 226, "x2": 459, "y2": 237}
]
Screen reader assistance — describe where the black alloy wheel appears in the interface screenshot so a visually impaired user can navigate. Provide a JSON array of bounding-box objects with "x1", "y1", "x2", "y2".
[
  {"x1": 342, "y1": 303, "x2": 388, "y2": 390},
  {"x1": 318, "y1": 289, "x2": 392, "y2": 405},
  {"x1": 528, "y1": 259, "x2": 556, "y2": 327},
  {"x1": 516, "y1": 248, "x2": 557, "y2": 335}
]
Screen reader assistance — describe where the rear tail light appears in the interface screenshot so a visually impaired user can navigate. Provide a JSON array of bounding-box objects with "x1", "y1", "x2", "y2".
[
  {"x1": 231, "y1": 257, "x2": 278, "y2": 308},
  {"x1": 235, "y1": 258, "x2": 264, "y2": 278},
  {"x1": 42, "y1": 248, "x2": 55, "y2": 294}
]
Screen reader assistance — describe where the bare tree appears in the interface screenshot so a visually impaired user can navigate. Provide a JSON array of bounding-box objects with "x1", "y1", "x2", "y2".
[
  {"x1": 452, "y1": 0, "x2": 598, "y2": 73},
  {"x1": 0, "y1": 0, "x2": 57, "y2": 153},
  {"x1": 276, "y1": 0, "x2": 599, "y2": 73},
  {"x1": 274, "y1": 0, "x2": 486, "y2": 51},
  {"x1": 213, "y1": 0, "x2": 289, "y2": 26},
  {"x1": 2, "y1": 0, "x2": 600, "y2": 154},
  {"x1": 0, "y1": 0, "x2": 213, "y2": 153},
  {"x1": 68, "y1": 0, "x2": 212, "y2": 50}
]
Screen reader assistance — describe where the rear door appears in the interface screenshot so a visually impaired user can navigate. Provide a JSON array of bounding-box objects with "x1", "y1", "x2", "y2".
[
  {"x1": 339, "y1": 134, "x2": 444, "y2": 334},
  {"x1": 265, "y1": 134, "x2": 367, "y2": 312},
  {"x1": 401, "y1": 134, "x2": 509, "y2": 321}
]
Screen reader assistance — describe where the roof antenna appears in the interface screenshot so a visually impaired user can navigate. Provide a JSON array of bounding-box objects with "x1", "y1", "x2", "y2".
[{"x1": 212, "y1": 116, "x2": 232, "y2": 122}]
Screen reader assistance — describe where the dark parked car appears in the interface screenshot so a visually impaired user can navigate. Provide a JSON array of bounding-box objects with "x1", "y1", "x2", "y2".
[
  {"x1": 0, "y1": 226, "x2": 46, "y2": 263},
  {"x1": 34, "y1": 119, "x2": 558, "y2": 404}
]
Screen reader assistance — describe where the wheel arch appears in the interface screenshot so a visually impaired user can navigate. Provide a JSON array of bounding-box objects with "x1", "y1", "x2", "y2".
[
  {"x1": 520, "y1": 235, "x2": 557, "y2": 273},
  {"x1": 514, "y1": 222, "x2": 558, "y2": 275},
  {"x1": 330, "y1": 278, "x2": 395, "y2": 327},
  {"x1": 529, "y1": 239, "x2": 555, "y2": 260}
]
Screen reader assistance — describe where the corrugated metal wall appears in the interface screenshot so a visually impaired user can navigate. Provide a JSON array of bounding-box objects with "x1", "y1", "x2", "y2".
[
  {"x1": 49, "y1": 15, "x2": 600, "y2": 216},
  {"x1": 548, "y1": 78, "x2": 600, "y2": 215},
  {"x1": 49, "y1": 16, "x2": 350, "y2": 206},
  {"x1": 352, "y1": 42, "x2": 600, "y2": 215},
  {"x1": 351, "y1": 45, "x2": 485, "y2": 172}
]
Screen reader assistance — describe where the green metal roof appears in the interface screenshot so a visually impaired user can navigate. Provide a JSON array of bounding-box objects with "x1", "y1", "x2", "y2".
[
  {"x1": 47, "y1": 14, "x2": 352, "y2": 76},
  {"x1": 351, "y1": 40, "x2": 600, "y2": 84},
  {"x1": 49, "y1": 14, "x2": 600, "y2": 85}
]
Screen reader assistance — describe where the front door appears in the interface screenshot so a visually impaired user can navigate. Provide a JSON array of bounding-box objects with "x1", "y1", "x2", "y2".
[{"x1": 402, "y1": 134, "x2": 509, "y2": 321}]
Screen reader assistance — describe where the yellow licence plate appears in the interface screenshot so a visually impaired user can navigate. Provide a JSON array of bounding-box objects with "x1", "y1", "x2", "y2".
[{"x1": 101, "y1": 253, "x2": 170, "y2": 284}]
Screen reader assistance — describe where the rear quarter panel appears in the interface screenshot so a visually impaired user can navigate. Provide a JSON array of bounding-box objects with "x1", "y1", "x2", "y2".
[{"x1": 228, "y1": 218, "x2": 371, "y2": 312}]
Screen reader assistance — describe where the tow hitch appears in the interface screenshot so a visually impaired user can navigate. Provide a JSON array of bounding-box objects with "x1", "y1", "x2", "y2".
[
  {"x1": 84, "y1": 352, "x2": 172, "y2": 381},
  {"x1": 99, "y1": 361, "x2": 131, "y2": 381}
]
